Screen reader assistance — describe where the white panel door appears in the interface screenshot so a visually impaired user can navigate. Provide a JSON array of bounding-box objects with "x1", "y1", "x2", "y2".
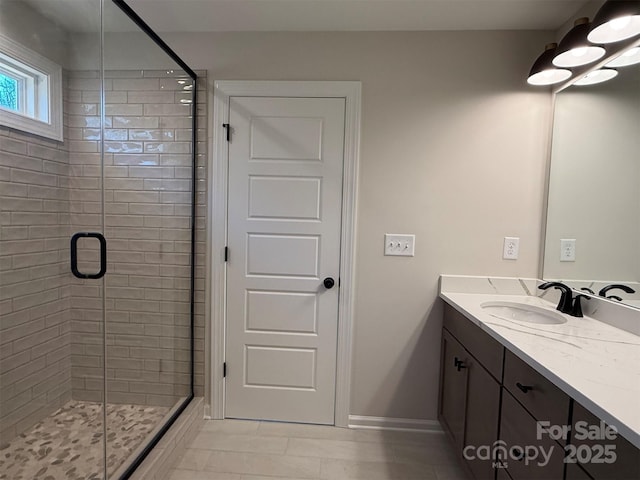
[{"x1": 226, "y1": 96, "x2": 345, "y2": 424}]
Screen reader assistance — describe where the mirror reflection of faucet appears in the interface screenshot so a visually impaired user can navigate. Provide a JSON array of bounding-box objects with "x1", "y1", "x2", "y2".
[{"x1": 598, "y1": 284, "x2": 636, "y2": 300}]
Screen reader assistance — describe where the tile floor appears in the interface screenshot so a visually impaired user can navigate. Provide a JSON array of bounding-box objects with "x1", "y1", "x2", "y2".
[
  {"x1": 0, "y1": 401, "x2": 170, "y2": 480},
  {"x1": 167, "y1": 420, "x2": 472, "y2": 480}
]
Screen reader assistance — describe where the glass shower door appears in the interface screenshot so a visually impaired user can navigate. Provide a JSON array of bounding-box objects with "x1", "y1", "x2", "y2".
[
  {"x1": 102, "y1": 2, "x2": 196, "y2": 477},
  {"x1": 1, "y1": 1, "x2": 196, "y2": 477}
]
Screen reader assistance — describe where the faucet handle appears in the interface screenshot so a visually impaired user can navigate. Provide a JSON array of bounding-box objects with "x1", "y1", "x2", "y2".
[{"x1": 571, "y1": 294, "x2": 590, "y2": 317}]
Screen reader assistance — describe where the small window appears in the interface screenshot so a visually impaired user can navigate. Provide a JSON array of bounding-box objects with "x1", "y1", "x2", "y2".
[
  {"x1": 0, "y1": 34, "x2": 62, "y2": 141},
  {"x1": 0, "y1": 72, "x2": 19, "y2": 111}
]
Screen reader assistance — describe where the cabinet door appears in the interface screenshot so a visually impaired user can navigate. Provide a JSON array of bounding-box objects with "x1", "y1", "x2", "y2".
[
  {"x1": 570, "y1": 401, "x2": 640, "y2": 480},
  {"x1": 439, "y1": 329, "x2": 469, "y2": 450},
  {"x1": 500, "y1": 390, "x2": 566, "y2": 480},
  {"x1": 566, "y1": 463, "x2": 593, "y2": 480},
  {"x1": 496, "y1": 467, "x2": 514, "y2": 480},
  {"x1": 465, "y1": 356, "x2": 501, "y2": 480}
]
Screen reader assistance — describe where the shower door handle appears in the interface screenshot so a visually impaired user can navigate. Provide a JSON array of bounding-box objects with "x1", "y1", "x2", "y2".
[{"x1": 70, "y1": 232, "x2": 107, "y2": 279}]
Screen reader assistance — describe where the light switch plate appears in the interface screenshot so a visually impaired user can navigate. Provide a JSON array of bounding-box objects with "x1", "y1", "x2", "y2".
[
  {"x1": 503, "y1": 237, "x2": 519, "y2": 260},
  {"x1": 384, "y1": 234, "x2": 415, "y2": 256}
]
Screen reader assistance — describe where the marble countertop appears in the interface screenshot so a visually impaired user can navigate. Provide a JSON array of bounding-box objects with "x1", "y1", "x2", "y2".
[{"x1": 439, "y1": 286, "x2": 640, "y2": 449}]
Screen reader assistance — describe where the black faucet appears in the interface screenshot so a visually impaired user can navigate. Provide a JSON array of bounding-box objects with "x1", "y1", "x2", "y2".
[
  {"x1": 598, "y1": 284, "x2": 636, "y2": 299},
  {"x1": 538, "y1": 281, "x2": 573, "y2": 314},
  {"x1": 571, "y1": 294, "x2": 590, "y2": 318}
]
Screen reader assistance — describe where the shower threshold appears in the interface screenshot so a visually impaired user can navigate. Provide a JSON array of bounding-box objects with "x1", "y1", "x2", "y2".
[{"x1": 0, "y1": 400, "x2": 171, "y2": 479}]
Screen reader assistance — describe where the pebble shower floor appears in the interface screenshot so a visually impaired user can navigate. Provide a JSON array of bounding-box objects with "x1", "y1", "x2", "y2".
[{"x1": 0, "y1": 400, "x2": 169, "y2": 479}]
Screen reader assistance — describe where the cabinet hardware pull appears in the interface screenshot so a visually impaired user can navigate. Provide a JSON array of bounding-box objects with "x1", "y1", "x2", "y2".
[
  {"x1": 454, "y1": 357, "x2": 467, "y2": 372},
  {"x1": 511, "y1": 447, "x2": 525, "y2": 461},
  {"x1": 516, "y1": 382, "x2": 533, "y2": 393}
]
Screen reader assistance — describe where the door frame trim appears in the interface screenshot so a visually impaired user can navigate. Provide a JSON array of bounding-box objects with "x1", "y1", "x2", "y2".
[{"x1": 206, "y1": 81, "x2": 361, "y2": 426}]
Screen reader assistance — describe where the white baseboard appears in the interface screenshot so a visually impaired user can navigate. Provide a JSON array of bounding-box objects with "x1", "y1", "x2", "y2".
[{"x1": 348, "y1": 415, "x2": 444, "y2": 433}]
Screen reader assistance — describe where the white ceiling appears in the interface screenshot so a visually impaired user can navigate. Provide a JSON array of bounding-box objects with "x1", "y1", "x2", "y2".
[
  {"x1": 126, "y1": 0, "x2": 592, "y2": 33},
  {"x1": 22, "y1": 0, "x2": 594, "y2": 34}
]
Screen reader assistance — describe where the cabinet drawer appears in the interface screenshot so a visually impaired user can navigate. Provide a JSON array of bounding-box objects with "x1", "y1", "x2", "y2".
[
  {"x1": 570, "y1": 401, "x2": 640, "y2": 480},
  {"x1": 500, "y1": 390, "x2": 566, "y2": 480},
  {"x1": 503, "y1": 350, "x2": 570, "y2": 429},
  {"x1": 443, "y1": 303, "x2": 504, "y2": 381}
]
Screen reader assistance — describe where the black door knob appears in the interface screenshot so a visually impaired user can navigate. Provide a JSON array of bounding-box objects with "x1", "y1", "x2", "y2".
[{"x1": 323, "y1": 277, "x2": 335, "y2": 289}]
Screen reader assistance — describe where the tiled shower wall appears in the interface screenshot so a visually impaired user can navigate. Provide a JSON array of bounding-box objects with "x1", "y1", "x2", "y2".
[
  {"x1": 0, "y1": 69, "x2": 206, "y2": 439},
  {"x1": 67, "y1": 69, "x2": 207, "y2": 405},
  {"x1": 0, "y1": 106, "x2": 72, "y2": 440}
]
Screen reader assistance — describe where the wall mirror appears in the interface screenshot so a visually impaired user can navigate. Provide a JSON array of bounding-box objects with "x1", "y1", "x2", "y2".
[{"x1": 543, "y1": 42, "x2": 640, "y2": 309}]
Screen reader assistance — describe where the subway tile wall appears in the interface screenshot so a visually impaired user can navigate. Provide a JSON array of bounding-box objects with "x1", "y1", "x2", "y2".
[
  {"x1": 67, "y1": 69, "x2": 207, "y2": 406},
  {"x1": 0, "y1": 69, "x2": 206, "y2": 440},
  {"x1": 0, "y1": 77, "x2": 72, "y2": 440}
]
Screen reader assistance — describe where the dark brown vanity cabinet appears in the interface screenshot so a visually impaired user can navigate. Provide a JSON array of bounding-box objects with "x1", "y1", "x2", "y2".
[
  {"x1": 439, "y1": 302, "x2": 639, "y2": 480},
  {"x1": 566, "y1": 401, "x2": 640, "y2": 480},
  {"x1": 439, "y1": 304, "x2": 503, "y2": 480}
]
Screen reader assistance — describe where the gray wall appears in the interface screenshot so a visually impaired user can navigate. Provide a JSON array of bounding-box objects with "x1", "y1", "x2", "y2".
[
  {"x1": 0, "y1": 0, "x2": 70, "y2": 67},
  {"x1": 152, "y1": 29, "x2": 552, "y2": 421}
]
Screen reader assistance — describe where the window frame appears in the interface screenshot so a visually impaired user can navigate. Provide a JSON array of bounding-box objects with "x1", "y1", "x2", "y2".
[{"x1": 0, "y1": 33, "x2": 63, "y2": 141}]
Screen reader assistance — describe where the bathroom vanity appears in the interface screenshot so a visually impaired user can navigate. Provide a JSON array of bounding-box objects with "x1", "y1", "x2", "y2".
[{"x1": 438, "y1": 276, "x2": 640, "y2": 480}]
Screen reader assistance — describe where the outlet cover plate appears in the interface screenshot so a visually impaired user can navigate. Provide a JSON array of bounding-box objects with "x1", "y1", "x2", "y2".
[
  {"x1": 560, "y1": 238, "x2": 576, "y2": 262},
  {"x1": 384, "y1": 234, "x2": 415, "y2": 256},
  {"x1": 503, "y1": 237, "x2": 520, "y2": 260}
]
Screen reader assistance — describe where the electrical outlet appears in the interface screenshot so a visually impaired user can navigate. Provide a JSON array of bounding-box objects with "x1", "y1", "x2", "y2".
[
  {"x1": 384, "y1": 234, "x2": 415, "y2": 256},
  {"x1": 503, "y1": 237, "x2": 519, "y2": 260},
  {"x1": 560, "y1": 239, "x2": 576, "y2": 262}
]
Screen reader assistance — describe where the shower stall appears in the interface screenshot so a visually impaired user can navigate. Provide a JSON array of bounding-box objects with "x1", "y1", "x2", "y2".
[{"x1": 0, "y1": 0, "x2": 199, "y2": 478}]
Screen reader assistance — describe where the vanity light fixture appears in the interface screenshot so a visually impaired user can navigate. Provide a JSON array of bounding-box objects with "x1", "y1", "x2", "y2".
[
  {"x1": 527, "y1": 43, "x2": 573, "y2": 85},
  {"x1": 605, "y1": 46, "x2": 640, "y2": 66},
  {"x1": 588, "y1": 0, "x2": 640, "y2": 44},
  {"x1": 553, "y1": 18, "x2": 606, "y2": 67},
  {"x1": 574, "y1": 68, "x2": 619, "y2": 85}
]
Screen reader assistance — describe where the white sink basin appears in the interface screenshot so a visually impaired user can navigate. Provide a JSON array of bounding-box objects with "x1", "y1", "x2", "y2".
[{"x1": 481, "y1": 301, "x2": 567, "y2": 325}]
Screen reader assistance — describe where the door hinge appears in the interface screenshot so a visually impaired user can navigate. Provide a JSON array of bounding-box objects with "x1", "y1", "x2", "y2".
[
  {"x1": 222, "y1": 123, "x2": 230, "y2": 142},
  {"x1": 338, "y1": 277, "x2": 341, "y2": 287},
  {"x1": 223, "y1": 362, "x2": 227, "y2": 377},
  {"x1": 224, "y1": 246, "x2": 229, "y2": 262}
]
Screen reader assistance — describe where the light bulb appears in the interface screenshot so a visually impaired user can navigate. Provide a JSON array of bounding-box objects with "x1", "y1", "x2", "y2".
[
  {"x1": 574, "y1": 69, "x2": 618, "y2": 86},
  {"x1": 605, "y1": 47, "x2": 640, "y2": 67},
  {"x1": 610, "y1": 16, "x2": 632, "y2": 30}
]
